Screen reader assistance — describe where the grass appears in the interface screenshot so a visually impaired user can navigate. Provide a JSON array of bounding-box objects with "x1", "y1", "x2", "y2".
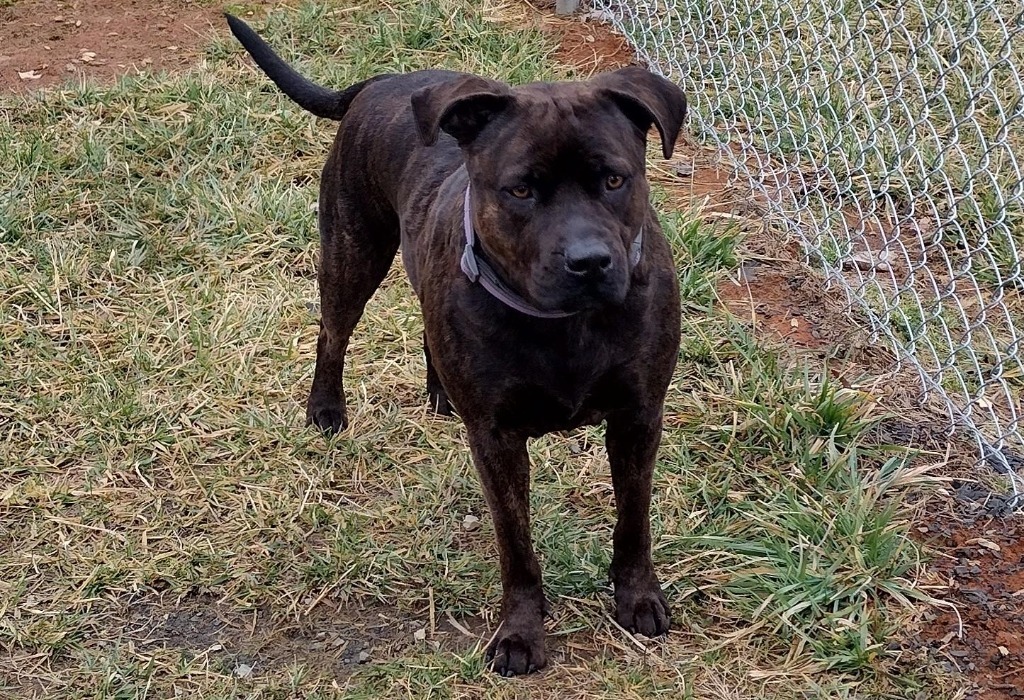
[{"x1": 1, "y1": 1, "x2": 957, "y2": 697}]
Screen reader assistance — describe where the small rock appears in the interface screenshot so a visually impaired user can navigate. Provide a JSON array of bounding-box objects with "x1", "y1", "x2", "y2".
[
  {"x1": 357, "y1": 650, "x2": 370, "y2": 663},
  {"x1": 233, "y1": 663, "x2": 254, "y2": 679},
  {"x1": 462, "y1": 514, "x2": 480, "y2": 531},
  {"x1": 413, "y1": 628, "x2": 426, "y2": 642},
  {"x1": 671, "y1": 162, "x2": 694, "y2": 178},
  {"x1": 18, "y1": 70, "x2": 42, "y2": 80}
]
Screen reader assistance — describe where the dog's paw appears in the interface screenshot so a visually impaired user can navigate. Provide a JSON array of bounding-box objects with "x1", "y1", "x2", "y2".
[
  {"x1": 485, "y1": 625, "x2": 547, "y2": 677},
  {"x1": 306, "y1": 404, "x2": 348, "y2": 434},
  {"x1": 615, "y1": 579, "x2": 671, "y2": 638}
]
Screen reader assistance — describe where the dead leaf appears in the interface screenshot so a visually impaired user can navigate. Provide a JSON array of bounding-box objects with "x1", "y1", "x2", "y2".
[
  {"x1": 973, "y1": 538, "x2": 1001, "y2": 552},
  {"x1": 18, "y1": 70, "x2": 43, "y2": 81},
  {"x1": 843, "y1": 250, "x2": 891, "y2": 272},
  {"x1": 789, "y1": 318, "x2": 800, "y2": 328}
]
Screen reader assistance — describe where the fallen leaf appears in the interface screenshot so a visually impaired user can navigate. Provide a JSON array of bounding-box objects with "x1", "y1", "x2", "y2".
[
  {"x1": 413, "y1": 628, "x2": 426, "y2": 642},
  {"x1": 18, "y1": 70, "x2": 43, "y2": 80},
  {"x1": 974, "y1": 537, "x2": 1001, "y2": 551},
  {"x1": 789, "y1": 318, "x2": 800, "y2": 328},
  {"x1": 843, "y1": 250, "x2": 891, "y2": 272},
  {"x1": 233, "y1": 663, "x2": 253, "y2": 679}
]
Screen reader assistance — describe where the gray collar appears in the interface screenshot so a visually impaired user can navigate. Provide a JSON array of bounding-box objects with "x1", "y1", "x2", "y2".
[{"x1": 459, "y1": 185, "x2": 643, "y2": 319}]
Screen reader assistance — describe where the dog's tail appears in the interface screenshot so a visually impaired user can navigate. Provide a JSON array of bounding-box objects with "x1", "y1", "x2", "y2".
[{"x1": 225, "y1": 13, "x2": 385, "y2": 121}]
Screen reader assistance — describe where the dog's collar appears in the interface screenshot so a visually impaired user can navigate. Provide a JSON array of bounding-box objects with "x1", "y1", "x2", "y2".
[{"x1": 460, "y1": 185, "x2": 643, "y2": 319}]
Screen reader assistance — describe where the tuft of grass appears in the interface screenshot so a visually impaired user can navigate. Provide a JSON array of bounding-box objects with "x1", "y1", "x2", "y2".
[{"x1": 0, "y1": 1, "x2": 957, "y2": 698}]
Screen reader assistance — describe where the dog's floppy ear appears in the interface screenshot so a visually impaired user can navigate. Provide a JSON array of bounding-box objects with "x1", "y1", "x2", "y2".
[
  {"x1": 411, "y1": 75, "x2": 514, "y2": 147},
  {"x1": 592, "y1": 67, "x2": 687, "y2": 159}
]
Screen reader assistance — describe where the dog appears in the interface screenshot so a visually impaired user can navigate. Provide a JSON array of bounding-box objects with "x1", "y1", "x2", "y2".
[{"x1": 226, "y1": 14, "x2": 686, "y2": 676}]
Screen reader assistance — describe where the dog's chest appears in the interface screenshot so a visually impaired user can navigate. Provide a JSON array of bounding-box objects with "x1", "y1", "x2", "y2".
[{"x1": 496, "y1": 355, "x2": 625, "y2": 436}]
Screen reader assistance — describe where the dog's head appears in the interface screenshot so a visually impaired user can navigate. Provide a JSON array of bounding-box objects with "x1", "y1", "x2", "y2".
[{"x1": 411, "y1": 68, "x2": 687, "y2": 313}]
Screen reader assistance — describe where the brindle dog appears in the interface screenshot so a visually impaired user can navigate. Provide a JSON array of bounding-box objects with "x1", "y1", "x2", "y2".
[{"x1": 226, "y1": 14, "x2": 686, "y2": 677}]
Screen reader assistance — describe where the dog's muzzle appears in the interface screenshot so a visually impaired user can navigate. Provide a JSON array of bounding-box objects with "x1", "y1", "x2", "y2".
[{"x1": 460, "y1": 185, "x2": 642, "y2": 319}]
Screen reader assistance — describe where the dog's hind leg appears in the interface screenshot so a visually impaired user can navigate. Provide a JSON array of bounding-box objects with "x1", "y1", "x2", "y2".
[
  {"x1": 423, "y1": 332, "x2": 452, "y2": 415},
  {"x1": 306, "y1": 185, "x2": 399, "y2": 434}
]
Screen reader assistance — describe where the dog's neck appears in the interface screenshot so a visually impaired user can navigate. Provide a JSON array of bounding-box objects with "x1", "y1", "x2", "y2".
[{"x1": 460, "y1": 185, "x2": 642, "y2": 319}]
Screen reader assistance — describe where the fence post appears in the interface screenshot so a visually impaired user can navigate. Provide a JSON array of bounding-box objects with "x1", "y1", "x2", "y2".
[{"x1": 555, "y1": 0, "x2": 580, "y2": 14}]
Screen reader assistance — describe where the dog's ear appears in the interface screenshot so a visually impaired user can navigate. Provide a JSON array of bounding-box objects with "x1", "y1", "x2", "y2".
[
  {"x1": 411, "y1": 75, "x2": 514, "y2": 147},
  {"x1": 592, "y1": 67, "x2": 687, "y2": 159}
]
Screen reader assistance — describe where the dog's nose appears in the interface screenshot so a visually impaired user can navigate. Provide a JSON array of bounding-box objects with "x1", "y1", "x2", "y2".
[{"x1": 564, "y1": 240, "x2": 613, "y2": 278}]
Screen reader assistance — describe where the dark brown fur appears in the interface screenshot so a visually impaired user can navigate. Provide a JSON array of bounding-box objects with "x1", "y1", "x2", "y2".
[{"x1": 227, "y1": 15, "x2": 686, "y2": 677}]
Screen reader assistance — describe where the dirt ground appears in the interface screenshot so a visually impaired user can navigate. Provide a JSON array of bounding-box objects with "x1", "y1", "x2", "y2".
[
  {"x1": 0, "y1": 0, "x2": 231, "y2": 92},
  {"x1": 2, "y1": 0, "x2": 1020, "y2": 696}
]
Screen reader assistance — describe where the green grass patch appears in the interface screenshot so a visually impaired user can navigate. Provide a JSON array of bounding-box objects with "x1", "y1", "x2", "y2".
[{"x1": 0, "y1": 1, "x2": 953, "y2": 698}]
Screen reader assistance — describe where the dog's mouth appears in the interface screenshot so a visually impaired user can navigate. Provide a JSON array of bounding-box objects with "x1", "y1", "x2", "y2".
[{"x1": 529, "y1": 265, "x2": 631, "y2": 313}]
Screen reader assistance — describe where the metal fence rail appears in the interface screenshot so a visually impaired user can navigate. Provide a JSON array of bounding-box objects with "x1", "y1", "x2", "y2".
[{"x1": 590, "y1": 0, "x2": 1024, "y2": 494}]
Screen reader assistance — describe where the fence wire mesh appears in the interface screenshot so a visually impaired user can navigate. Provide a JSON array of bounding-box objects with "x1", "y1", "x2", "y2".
[{"x1": 589, "y1": 0, "x2": 1024, "y2": 494}]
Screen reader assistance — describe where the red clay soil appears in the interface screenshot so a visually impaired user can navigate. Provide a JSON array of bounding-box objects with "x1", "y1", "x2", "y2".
[
  {"x1": 0, "y1": 0, "x2": 229, "y2": 93},
  {"x1": 552, "y1": 16, "x2": 635, "y2": 74},
  {"x1": 912, "y1": 485, "x2": 1024, "y2": 699},
  {"x1": 716, "y1": 263, "x2": 835, "y2": 350}
]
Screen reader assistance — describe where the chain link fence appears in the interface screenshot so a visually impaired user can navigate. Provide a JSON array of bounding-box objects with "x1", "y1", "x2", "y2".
[{"x1": 588, "y1": 0, "x2": 1024, "y2": 495}]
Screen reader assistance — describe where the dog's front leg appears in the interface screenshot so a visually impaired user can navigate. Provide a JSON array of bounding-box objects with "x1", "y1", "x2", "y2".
[
  {"x1": 466, "y1": 426, "x2": 547, "y2": 676},
  {"x1": 606, "y1": 410, "x2": 672, "y2": 638}
]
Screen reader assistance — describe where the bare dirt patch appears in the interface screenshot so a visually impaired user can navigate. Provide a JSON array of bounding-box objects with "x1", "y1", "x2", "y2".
[
  {"x1": 124, "y1": 592, "x2": 412, "y2": 677},
  {"x1": 0, "y1": 0, "x2": 236, "y2": 93},
  {"x1": 913, "y1": 488, "x2": 1024, "y2": 699},
  {"x1": 552, "y1": 15, "x2": 634, "y2": 74}
]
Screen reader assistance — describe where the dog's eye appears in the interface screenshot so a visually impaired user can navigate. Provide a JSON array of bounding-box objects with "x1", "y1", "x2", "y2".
[
  {"x1": 509, "y1": 185, "x2": 532, "y2": 199},
  {"x1": 606, "y1": 174, "x2": 626, "y2": 190}
]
